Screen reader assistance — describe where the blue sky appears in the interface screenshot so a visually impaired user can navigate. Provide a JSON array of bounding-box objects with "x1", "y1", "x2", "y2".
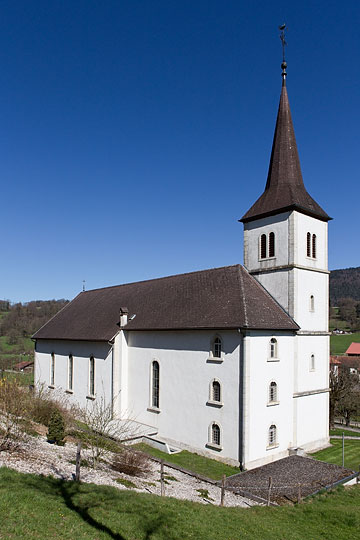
[{"x1": 1, "y1": 1, "x2": 359, "y2": 303}]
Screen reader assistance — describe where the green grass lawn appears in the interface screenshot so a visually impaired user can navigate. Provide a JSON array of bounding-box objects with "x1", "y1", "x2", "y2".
[
  {"x1": 0, "y1": 467, "x2": 359, "y2": 540},
  {"x1": 330, "y1": 428, "x2": 360, "y2": 438},
  {"x1": 330, "y1": 331, "x2": 360, "y2": 355},
  {"x1": 135, "y1": 443, "x2": 240, "y2": 480},
  {"x1": 311, "y1": 439, "x2": 360, "y2": 472}
]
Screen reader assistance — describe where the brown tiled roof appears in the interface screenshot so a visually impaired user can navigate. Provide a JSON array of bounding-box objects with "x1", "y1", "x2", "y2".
[
  {"x1": 33, "y1": 265, "x2": 298, "y2": 341},
  {"x1": 241, "y1": 83, "x2": 330, "y2": 223}
]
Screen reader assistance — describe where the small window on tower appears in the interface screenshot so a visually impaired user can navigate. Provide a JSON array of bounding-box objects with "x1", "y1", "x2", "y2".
[
  {"x1": 310, "y1": 295, "x2": 315, "y2": 312},
  {"x1": 307, "y1": 232, "x2": 311, "y2": 257},
  {"x1": 260, "y1": 234, "x2": 267, "y2": 259},
  {"x1": 269, "y1": 232, "x2": 275, "y2": 257},
  {"x1": 269, "y1": 338, "x2": 278, "y2": 359},
  {"x1": 310, "y1": 354, "x2": 315, "y2": 371},
  {"x1": 312, "y1": 234, "x2": 317, "y2": 259}
]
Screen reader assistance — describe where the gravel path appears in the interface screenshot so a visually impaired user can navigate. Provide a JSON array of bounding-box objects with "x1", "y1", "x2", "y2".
[{"x1": 0, "y1": 434, "x2": 256, "y2": 508}]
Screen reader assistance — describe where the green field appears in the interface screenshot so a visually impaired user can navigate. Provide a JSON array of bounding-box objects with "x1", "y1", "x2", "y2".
[
  {"x1": 311, "y1": 439, "x2": 360, "y2": 472},
  {"x1": 0, "y1": 467, "x2": 359, "y2": 540},
  {"x1": 330, "y1": 332, "x2": 360, "y2": 355},
  {"x1": 330, "y1": 428, "x2": 360, "y2": 438},
  {"x1": 135, "y1": 443, "x2": 240, "y2": 480}
]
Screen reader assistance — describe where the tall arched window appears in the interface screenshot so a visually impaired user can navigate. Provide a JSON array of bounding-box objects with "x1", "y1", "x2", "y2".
[
  {"x1": 312, "y1": 234, "x2": 317, "y2": 259},
  {"x1": 213, "y1": 337, "x2": 222, "y2": 359},
  {"x1": 268, "y1": 424, "x2": 277, "y2": 447},
  {"x1": 212, "y1": 423, "x2": 221, "y2": 446},
  {"x1": 152, "y1": 361, "x2": 160, "y2": 408},
  {"x1": 89, "y1": 356, "x2": 95, "y2": 396},
  {"x1": 68, "y1": 355, "x2": 73, "y2": 391},
  {"x1": 212, "y1": 380, "x2": 221, "y2": 402},
  {"x1": 260, "y1": 234, "x2": 267, "y2": 259},
  {"x1": 310, "y1": 295, "x2": 315, "y2": 312},
  {"x1": 307, "y1": 232, "x2": 311, "y2": 257},
  {"x1": 270, "y1": 338, "x2": 278, "y2": 359},
  {"x1": 269, "y1": 232, "x2": 275, "y2": 257},
  {"x1": 50, "y1": 353, "x2": 55, "y2": 386},
  {"x1": 269, "y1": 381, "x2": 277, "y2": 403}
]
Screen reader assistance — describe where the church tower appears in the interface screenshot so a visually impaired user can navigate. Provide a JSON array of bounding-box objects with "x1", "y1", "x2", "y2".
[{"x1": 241, "y1": 45, "x2": 331, "y2": 451}]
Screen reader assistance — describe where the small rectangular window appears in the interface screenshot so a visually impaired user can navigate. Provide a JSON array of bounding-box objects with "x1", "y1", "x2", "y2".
[
  {"x1": 89, "y1": 357, "x2": 95, "y2": 396},
  {"x1": 50, "y1": 353, "x2": 55, "y2": 386},
  {"x1": 68, "y1": 355, "x2": 73, "y2": 390}
]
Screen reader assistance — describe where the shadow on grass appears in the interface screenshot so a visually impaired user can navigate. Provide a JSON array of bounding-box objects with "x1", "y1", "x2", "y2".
[{"x1": 6, "y1": 469, "x2": 176, "y2": 540}]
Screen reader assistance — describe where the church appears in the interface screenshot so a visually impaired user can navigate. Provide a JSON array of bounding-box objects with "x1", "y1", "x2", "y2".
[{"x1": 33, "y1": 58, "x2": 331, "y2": 470}]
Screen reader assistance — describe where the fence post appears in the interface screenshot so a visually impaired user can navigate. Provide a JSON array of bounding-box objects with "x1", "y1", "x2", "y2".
[
  {"x1": 75, "y1": 441, "x2": 82, "y2": 482},
  {"x1": 220, "y1": 474, "x2": 226, "y2": 507},
  {"x1": 160, "y1": 459, "x2": 165, "y2": 496},
  {"x1": 267, "y1": 476, "x2": 272, "y2": 506}
]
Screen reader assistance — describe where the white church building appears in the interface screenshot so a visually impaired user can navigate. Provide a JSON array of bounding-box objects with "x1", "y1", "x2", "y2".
[{"x1": 34, "y1": 62, "x2": 331, "y2": 470}]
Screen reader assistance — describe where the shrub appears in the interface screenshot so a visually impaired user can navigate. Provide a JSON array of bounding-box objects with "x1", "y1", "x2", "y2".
[
  {"x1": 112, "y1": 449, "x2": 150, "y2": 477},
  {"x1": 47, "y1": 409, "x2": 65, "y2": 446},
  {"x1": 0, "y1": 379, "x2": 28, "y2": 451},
  {"x1": 116, "y1": 478, "x2": 137, "y2": 489}
]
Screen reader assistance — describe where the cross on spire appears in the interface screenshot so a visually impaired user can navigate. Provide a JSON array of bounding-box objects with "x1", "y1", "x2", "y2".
[{"x1": 279, "y1": 24, "x2": 287, "y2": 85}]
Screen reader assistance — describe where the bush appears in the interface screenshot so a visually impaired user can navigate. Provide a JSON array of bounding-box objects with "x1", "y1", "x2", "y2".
[
  {"x1": 112, "y1": 448, "x2": 150, "y2": 477},
  {"x1": 47, "y1": 409, "x2": 65, "y2": 446},
  {"x1": 0, "y1": 379, "x2": 28, "y2": 451}
]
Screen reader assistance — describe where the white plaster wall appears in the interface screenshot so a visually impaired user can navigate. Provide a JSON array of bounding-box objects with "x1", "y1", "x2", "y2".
[
  {"x1": 294, "y1": 268, "x2": 328, "y2": 331},
  {"x1": 126, "y1": 330, "x2": 242, "y2": 462},
  {"x1": 243, "y1": 212, "x2": 290, "y2": 270},
  {"x1": 244, "y1": 331, "x2": 295, "y2": 468},
  {"x1": 255, "y1": 270, "x2": 289, "y2": 313},
  {"x1": 35, "y1": 339, "x2": 113, "y2": 410},
  {"x1": 295, "y1": 392, "x2": 329, "y2": 450},
  {"x1": 295, "y1": 335, "x2": 329, "y2": 394},
  {"x1": 293, "y1": 213, "x2": 328, "y2": 270}
]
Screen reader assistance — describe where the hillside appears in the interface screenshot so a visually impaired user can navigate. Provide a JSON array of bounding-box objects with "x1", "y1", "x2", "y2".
[{"x1": 330, "y1": 266, "x2": 360, "y2": 305}]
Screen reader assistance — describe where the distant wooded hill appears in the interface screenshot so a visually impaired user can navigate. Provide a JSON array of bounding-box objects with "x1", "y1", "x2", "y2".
[{"x1": 330, "y1": 267, "x2": 360, "y2": 306}]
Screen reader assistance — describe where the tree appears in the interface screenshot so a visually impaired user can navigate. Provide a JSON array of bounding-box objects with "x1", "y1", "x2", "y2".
[{"x1": 330, "y1": 369, "x2": 360, "y2": 427}]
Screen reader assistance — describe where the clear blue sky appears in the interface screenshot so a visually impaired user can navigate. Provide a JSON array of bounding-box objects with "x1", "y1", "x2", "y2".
[{"x1": 1, "y1": 1, "x2": 359, "y2": 303}]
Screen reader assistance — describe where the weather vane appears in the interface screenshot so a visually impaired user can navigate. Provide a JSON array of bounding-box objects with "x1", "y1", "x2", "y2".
[
  {"x1": 279, "y1": 24, "x2": 287, "y2": 82},
  {"x1": 82, "y1": 280, "x2": 86, "y2": 292}
]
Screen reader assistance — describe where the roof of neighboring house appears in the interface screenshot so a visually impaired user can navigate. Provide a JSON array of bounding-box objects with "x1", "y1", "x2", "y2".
[
  {"x1": 240, "y1": 82, "x2": 330, "y2": 223},
  {"x1": 332, "y1": 355, "x2": 360, "y2": 370},
  {"x1": 346, "y1": 342, "x2": 360, "y2": 355},
  {"x1": 14, "y1": 360, "x2": 34, "y2": 371},
  {"x1": 330, "y1": 356, "x2": 342, "y2": 365},
  {"x1": 32, "y1": 264, "x2": 299, "y2": 342}
]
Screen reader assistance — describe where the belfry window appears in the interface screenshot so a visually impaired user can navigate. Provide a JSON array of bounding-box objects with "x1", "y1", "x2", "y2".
[
  {"x1": 312, "y1": 234, "x2": 317, "y2": 259},
  {"x1": 260, "y1": 234, "x2": 267, "y2": 259},
  {"x1": 307, "y1": 232, "x2": 311, "y2": 257},
  {"x1": 269, "y1": 232, "x2": 275, "y2": 257}
]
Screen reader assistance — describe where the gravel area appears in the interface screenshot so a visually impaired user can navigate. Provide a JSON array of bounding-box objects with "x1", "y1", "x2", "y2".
[
  {"x1": 225, "y1": 455, "x2": 357, "y2": 504},
  {"x1": 0, "y1": 433, "x2": 256, "y2": 508}
]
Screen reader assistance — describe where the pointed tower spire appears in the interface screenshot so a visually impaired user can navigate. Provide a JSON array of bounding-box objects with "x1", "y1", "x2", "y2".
[{"x1": 241, "y1": 28, "x2": 330, "y2": 223}]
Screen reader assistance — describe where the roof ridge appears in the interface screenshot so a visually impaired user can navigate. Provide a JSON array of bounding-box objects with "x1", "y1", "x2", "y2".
[
  {"x1": 81, "y1": 264, "x2": 242, "y2": 294},
  {"x1": 237, "y1": 266, "x2": 248, "y2": 327},
  {"x1": 31, "y1": 297, "x2": 74, "y2": 339}
]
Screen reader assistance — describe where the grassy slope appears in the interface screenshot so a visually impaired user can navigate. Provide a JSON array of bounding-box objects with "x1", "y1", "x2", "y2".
[
  {"x1": 135, "y1": 443, "x2": 240, "y2": 480},
  {"x1": 311, "y1": 439, "x2": 360, "y2": 472},
  {"x1": 0, "y1": 467, "x2": 359, "y2": 540},
  {"x1": 330, "y1": 428, "x2": 360, "y2": 438},
  {"x1": 330, "y1": 331, "x2": 360, "y2": 355}
]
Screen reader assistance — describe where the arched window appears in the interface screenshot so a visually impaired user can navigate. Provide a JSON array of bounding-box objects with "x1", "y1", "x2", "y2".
[
  {"x1": 212, "y1": 423, "x2": 221, "y2": 446},
  {"x1": 213, "y1": 337, "x2": 222, "y2": 359},
  {"x1": 269, "y1": 232, "x2": 275, "y2": 257},
  {"x1": 152, "y1": 361, "x2": 160, "y2": 408},
  {"x1": 68, "y1": 355, "x2": 73, "y2": 391},
  {"x1": 89, "y1": 356, "x2": 95, "y2": 396},
  {"x1": 50, "y1": 353, "x2": 55, "y2": 386},
  {"x1": 269, "y1": 381, "x2": 277, "y2": 403},
  {"x1": 212, "y1": 380, "x2": 221, "y2": 402},
  {"x1": 307, "y1": 232, "x2": 311, "y2": 257},
  {"x1": 260, "y1": 234, "x2": 267, "y2": 259},
  {"x1": 268, "y1": 424, "x2": 277, "y2": 447},
  {"x1": 310, "y1": 354, "x2": 315, "y2": 371},
  {"x1": 270, "y1": 338, "x2": 278, "y2": 359},
  {"x1": 312, "y1": 234, "x2": 317, "y2": 259},
  {"x1": 310, "y1": 295, "x2": 315, "y2": 312}
]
